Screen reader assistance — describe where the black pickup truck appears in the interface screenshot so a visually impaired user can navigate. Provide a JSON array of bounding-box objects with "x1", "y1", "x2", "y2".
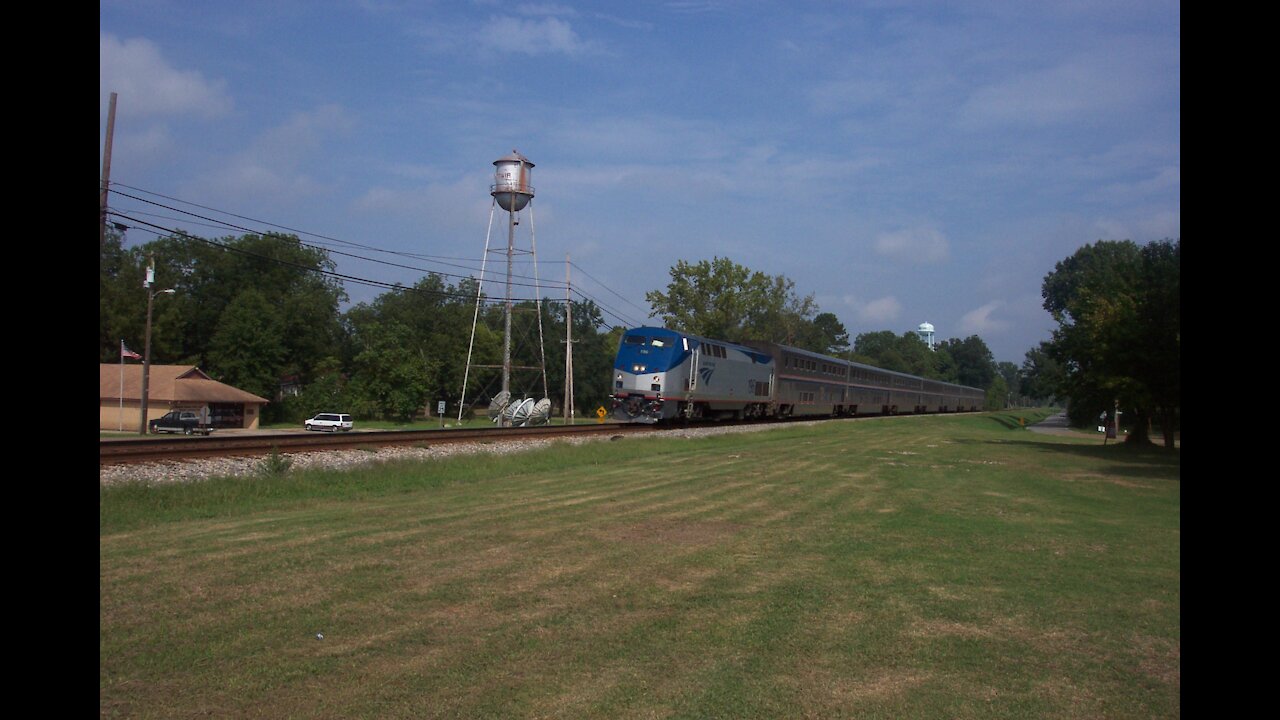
[{"x1": 148, "y1": 410, "x2": 215, "y2": 436}]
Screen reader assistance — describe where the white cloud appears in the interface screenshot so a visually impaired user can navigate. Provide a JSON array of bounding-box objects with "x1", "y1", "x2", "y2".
[
  {"x1": 477, "y1": 16, "x2": 597, "y2": 55},
  {"x1": 958, "y1": 47, "x2": 1167, "y2": 129},
  {"x1": 842, "y1": 295, "x2": 903, "y2": 325},
  {"x1": 189, "y1": 105, "x2": 355, "y2": 205},
  {"x1": 875, "y1": 226, "x2": 949, "y2": 264},
  {"x1": 100, "y1": 34, "x2": 232, "y2": 118},
  {"x1": 593, "y1": 12, "x2": 655, "y2": 31},
  {"x1": 518, "y1": 3, "x2": 578, "y2": 17},
  {"x1": 120, "y1": 125, "x2": 177, "y2": 162},
  {"x1": 959, "y1": 301, "x2": 1008, "y2": 336},
  {"x1": 808, "y1": 77, "x2": 895, "y2": 116},
  {"x1": 251, "y1": 104, "x2": 355, "y2": 167},
  {"x1": 664, "y1": 1, "x2": 732, "y2": 13},
  {"x1": 353, "y1": 174, "x2": 495, "y2": 241},
  {"x1": 1096, "y1": 165, "x2": 1181, "y2": 205},
  {"x1": 1137, "y1": 209, "x2": 1180, "y2": 240}
]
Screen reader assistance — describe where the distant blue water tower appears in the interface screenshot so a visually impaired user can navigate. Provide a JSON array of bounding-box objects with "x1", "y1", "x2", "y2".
[
  {"x1": 491, "y1": 150, "x2": 535, "y2": 211},
  {"x1": 917, "y1": 322, "x2": 936, "y2": 350}
]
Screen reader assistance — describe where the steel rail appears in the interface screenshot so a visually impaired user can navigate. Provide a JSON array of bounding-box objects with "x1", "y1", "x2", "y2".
[{"x1": 100, "y1": 423, "x2": 653, "y2": 465}]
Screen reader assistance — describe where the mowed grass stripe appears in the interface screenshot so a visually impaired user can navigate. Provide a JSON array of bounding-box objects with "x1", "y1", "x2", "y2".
[{"x1": 101, "y1": 410, "x2": 1179, "y2": 719}]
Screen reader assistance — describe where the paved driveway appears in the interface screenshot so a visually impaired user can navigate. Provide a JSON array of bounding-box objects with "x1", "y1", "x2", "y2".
[{"x1": 1026, "y1": 411, "x2": 1096, "y2": 438}]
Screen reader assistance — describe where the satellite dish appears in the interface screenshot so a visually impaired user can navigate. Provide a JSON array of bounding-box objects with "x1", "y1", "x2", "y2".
[
  {"x1": 488, "y1": 391, "x2": 511, "y2": 422},
  {"x1": 527, "y1": 398, "x2": 552, "y2": 426},
  {"x1": 508, "y1": 397, "x2": 535, "y2": 426}
]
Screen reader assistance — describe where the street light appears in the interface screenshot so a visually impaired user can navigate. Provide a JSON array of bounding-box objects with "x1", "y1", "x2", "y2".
[{"x1": 138, "y1": 283, "x2": 176, "y2": 434}]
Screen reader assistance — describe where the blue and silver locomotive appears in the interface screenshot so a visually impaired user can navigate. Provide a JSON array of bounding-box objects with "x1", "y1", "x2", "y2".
[
  {"x1": 609, "y1": 327, "x2": 775, "y2": 423},
  {"x1": 610, "y1": 326, "x2": 984, "y2": 423}
]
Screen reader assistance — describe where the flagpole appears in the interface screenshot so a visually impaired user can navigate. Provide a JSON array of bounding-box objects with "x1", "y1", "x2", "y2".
[{"x1": 119, "y1": 339, "x2": 125, "y2": 431}]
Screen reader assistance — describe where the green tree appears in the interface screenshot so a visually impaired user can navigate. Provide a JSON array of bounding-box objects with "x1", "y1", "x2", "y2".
[
  {"x1": 99, "y1": 231, "x2": 347, "y2": 398},
  {"x1": 207, "y1": 288, "x2": 287, "y2": 400},
  {"x1": 851, "y1": 330, "x2": 938, "y2": 378},
  {"x1": 985, "y1": 375, "x2": 1009, "y2": 410},
  {"x1": 996, "y1": 361, "x2": 1021, "y2": 406},
  {"x1": 1020, "y1": 342, "x2": 1064, "y2": 405},
  {"x1": 1041, "y1": 239, "x2": 1180, "y2": 446},
  {"x1": 937, "y1": 336, "x2": 996, "y2": 390},
  {"x1": 370, "y1": 275, "x2": 490, "y2": 411},
  {"x1": 646, "y1": 257, "x2": 817, "y2": 344},
  {"x1": 795, "y1": 312, "x2": 851, "y2": 354},
  {"x1": 100, "y1": 228, "x2": 143, "y2": 362},
  {"x1": 152, "y1": 233, "x2": 343, "y2": 373},
  {"x1": 852, "y1": 331, "x2": 909, "y2": 373},
  {"x1": 290, "y1": 357, "x2": 349, "y2": 421},
  {"x1": 345, "y1": 318, "x2": 435, "y2": 422},
  {"x1": 342, "y1": 278, "x2": 451, "y2": 420},
  {"x1": 1136, "y1": 240, "x2": 1181, "y2": 444}
]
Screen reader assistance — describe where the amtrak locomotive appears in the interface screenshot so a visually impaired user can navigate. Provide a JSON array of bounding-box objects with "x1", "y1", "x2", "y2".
[{"x1": 610, "y1": 326, "x2": 984, "y2": 423}]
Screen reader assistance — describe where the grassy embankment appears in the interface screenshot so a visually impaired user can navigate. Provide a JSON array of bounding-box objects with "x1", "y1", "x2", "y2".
[{"x1": 101, "y1": 409, "x2": 1179, "y2": 719}]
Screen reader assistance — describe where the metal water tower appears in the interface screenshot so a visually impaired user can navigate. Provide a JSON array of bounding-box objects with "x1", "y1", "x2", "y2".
[
  {"x1": 492, "y1": 150, "x2": 534, "y2": 211},
  {"x1": 917, "y1": 322, "x2": 936, "y2": 350},
  {"x1": 458, "y1": 150, "x2": 549, "y2": 427}
]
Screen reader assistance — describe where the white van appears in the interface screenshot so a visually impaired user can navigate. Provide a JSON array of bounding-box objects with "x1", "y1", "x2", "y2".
[{"x1": 305, "y1": 413, "x2": 354, "y2": 432}]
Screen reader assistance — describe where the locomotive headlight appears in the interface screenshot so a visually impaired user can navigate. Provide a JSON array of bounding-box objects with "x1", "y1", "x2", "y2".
[{"x1": 632, "y1": 364, "x2": 646, "y2": 373}]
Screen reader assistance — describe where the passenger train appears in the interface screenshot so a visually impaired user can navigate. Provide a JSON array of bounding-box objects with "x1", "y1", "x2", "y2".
[{"x1": 610, "y1": 326, "x2": 985, "y2": 423}]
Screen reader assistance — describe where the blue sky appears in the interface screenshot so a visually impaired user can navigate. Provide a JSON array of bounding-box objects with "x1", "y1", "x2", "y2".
[{"x1": 100, "y1": 0, "x2": 1180, "y2": 364}]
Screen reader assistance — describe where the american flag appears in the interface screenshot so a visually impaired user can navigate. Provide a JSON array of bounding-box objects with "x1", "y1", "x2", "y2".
[{"x1": 121, "y1": 341, "x2": 141, "y2": 360}]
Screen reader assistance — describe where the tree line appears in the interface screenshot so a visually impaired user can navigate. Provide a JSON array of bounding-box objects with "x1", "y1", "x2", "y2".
[{"x1": 100, "y1": 230, "x2": 620, "y2": 424}]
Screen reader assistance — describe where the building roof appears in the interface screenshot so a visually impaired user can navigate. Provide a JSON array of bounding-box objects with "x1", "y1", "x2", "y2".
[{"x1": 100, "y1": 364, "x2": 269, "y2": 405}]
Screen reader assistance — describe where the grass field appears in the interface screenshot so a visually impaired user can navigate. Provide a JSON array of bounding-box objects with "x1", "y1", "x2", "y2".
[{"x1": 100, "y1": 411, "x2": 1180, "y2": 719}]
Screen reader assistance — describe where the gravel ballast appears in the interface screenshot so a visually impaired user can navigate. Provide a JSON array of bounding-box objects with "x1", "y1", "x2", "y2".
[{"x1": 99, "y1": 421, "x2": 826, "y2": 487}]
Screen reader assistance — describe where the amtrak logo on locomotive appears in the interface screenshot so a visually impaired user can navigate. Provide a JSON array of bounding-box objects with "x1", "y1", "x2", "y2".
[{"x1": 699, "y1": 366, "x2": 715, "y2": 386}]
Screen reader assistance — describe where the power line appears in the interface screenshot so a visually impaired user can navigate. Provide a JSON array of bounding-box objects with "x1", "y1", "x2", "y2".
[
  {"x1": 109, "y1": 212, "x2": 544, "y2": 305},
  {"x1": 570, "y1": 261, "x2": 649, "y2": 316},
  {"x1": 112, "y1": 181, "x2": 573, "y2": 275},
  {"x1": 105, "y1": 181, "x2": 649, "y2": 327},
  {"x1": 108, "y1": 188, "x2": 570, "y2": 294},
  {"x1": 108, "y1": 210, "x2": 645, "y2": 325}
]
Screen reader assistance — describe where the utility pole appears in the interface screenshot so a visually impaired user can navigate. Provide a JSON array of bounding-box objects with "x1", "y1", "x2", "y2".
[
  {"x1": 139, "y1": 254, "x2": 156, "y2": 434},
  {"x1": 563, "y1": 254, "x2": 575, "y2": 425},
  {"x1": 139, "y1": 254, "x2": 175, "y2": 434},
  {"x1": 100, "y1": 91, "x2": 117, "y2": 252}
]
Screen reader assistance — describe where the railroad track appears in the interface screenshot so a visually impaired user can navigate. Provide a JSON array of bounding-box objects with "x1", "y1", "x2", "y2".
[
  {"x1": 100, "y1": 423, "x2": 655, "y2": 465},
  {"x1": 101, "y1": 411, "x2": 974, "y2": 466}
]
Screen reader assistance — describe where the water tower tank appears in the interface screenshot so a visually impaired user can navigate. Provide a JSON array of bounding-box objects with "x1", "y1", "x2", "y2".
[
  {"x1": 492, "y1": 150, "x2": 535, "y2": 212},
  {"x1": 917, "y1": 322, "x2": 936, "y2": 350}
]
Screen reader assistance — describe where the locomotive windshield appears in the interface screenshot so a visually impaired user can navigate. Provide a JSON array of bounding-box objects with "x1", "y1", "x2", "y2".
[
  {"x1": 615, "y1": 328, "x2": 686, "y2": 372},
  {"x1": 623, "y1": 335, "x2": 667, "y2": 348}
]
